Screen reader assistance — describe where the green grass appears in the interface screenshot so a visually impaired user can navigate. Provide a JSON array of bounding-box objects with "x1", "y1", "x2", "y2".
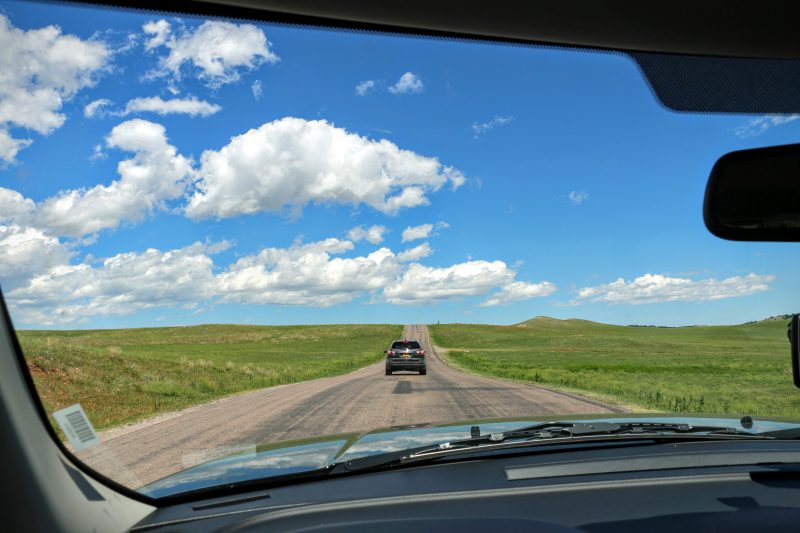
[
  {"x1": 18, "y1": 324, "x2": 402, "y2": 431},
  {"x1": 430, "y1": 317, "x2": 800, "y2": 418}
]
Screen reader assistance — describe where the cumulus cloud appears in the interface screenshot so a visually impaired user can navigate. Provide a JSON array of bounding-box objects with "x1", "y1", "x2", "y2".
[
  {"x1": 84, "y1": 98, "x2": 113, "y2": 118},
  {"x1": 401, "y1": 221, "x2": 449, "y2": 242},
  {"x1": 85, "y1": 96, "x2": 221, "y2": 118},
  {"x1": 0, "y1": 224, "x2": 72, "y2": 291},
  {"x1": 0, "y1": 14, "x2": 110, "y2": 161},
  {"x1": 2, "y1": 224, "x2": 554, "y2": 324},
  {"x1": 471, "y1": 115, "x2": 513, "y2": 138},
  {"x1": 185, "y1": 117, "x2": 465, "y2": 219},
  {"x1": 144, "y1": 19, "x2": 279, "y2": 88},
  {"x1": 388, "y1": 72, "x2": 423, "y2": 94},
  {"x1": 384, "y1": 260, "x2": 515, "y2": 304},
  {"x1": 217, "y1": 239, "x2": 400, "y2": 306},
  {"x1": 347, "y1": 225, "x2": 386, "y2": 244},
  {"x1": 733, "y1": 115, "x2": 800, "y2": 138},
  {"x1": 481, "y1": 281, "x2": 557, "y2": 307},
  {"x1": 123, "y1": 96, "x2": 221, "y2": 117},
  {"x1": 0, "y1": 187, "x2": 35, "y2": 221},
  {"x1": 573, "y1": 272, "x2": 775, "y2": 305},
  {"x1": 34, "y1": 119, "x2": 193, "y2": 237},
  {"x1": 143, "y1": 19, "x2": 171, "y2": 50},
  {"x1": 7, "y1": 241, "x2": 223, "y2": 325},
  {"x1": 396, "y1": 242, "x2": 433, "y2": 262},
  {"x1": 568, "y1": 190, "x2": 589, "y2": 205},
  {"x1": 355, "y1": 80, "x2": 376, "y2": 96}
]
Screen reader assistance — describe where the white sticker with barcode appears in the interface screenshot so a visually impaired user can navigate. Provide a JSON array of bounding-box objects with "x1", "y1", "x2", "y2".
[{"x1": 53, "y1": 404, "x2": 100, "y2": 451}]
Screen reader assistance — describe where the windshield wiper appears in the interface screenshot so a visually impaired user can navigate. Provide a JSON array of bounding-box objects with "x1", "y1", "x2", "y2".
[
  {"x1": 333, "y1": 421, "x2": 769, "y2": 475},
  {"x1": 457, "y1": 421, "x2": 758, "y2": 444}
]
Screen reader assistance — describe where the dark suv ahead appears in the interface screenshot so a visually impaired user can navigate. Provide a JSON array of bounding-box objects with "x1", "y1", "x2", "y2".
[{"x1": 385, "y1": 340, "x2": 427, "y2": 375}]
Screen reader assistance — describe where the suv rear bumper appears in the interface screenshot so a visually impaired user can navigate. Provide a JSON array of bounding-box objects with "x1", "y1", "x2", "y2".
[{"x1": 386, "y1": 357, "x2": 425, "y2": 370}]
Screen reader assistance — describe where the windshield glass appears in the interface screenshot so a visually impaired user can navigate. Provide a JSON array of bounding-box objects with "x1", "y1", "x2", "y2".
[
  {"x1": 2, "y1": 0, "x2": 799, "y2": 499},
  {"x1": 392, "y1": 341, "x2": 421, "y2": 350}
]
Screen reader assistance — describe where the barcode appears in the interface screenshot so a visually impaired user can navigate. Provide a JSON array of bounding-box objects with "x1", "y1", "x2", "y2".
[
  {"x1": 65, "y1": 410, "x2": 94, "y2": 443},
  {"x1": 53, "y1": 404, "x2": 100, "y2": 451}
]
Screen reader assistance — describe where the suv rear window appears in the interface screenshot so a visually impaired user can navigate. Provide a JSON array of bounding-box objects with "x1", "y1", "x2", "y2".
[{"x1": 392, "y1": 341, "x2": 421, "y2": 350}]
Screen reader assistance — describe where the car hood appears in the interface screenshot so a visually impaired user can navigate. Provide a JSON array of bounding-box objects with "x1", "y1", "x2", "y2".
[{"x1": 139, "y1": 413, "x2": 800, "y2": 498}]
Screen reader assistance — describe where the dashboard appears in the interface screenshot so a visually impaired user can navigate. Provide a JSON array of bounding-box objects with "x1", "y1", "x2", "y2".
[{"x1": 132, "y1": 440, "x2": 800, "y2": 532}]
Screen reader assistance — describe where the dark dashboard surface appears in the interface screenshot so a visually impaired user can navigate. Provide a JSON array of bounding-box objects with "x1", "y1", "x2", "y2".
[{"x1": 134, "y1": 439, "x2": 800, "y2": 532}]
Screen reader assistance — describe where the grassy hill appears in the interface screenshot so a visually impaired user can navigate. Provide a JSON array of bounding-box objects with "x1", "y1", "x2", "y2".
[
  {"x1": 18, "y1": 324, "x2": 402, "y2": 431},
  {"x1": 430, "y1": 317, "x2": 798, "y2": 417}
]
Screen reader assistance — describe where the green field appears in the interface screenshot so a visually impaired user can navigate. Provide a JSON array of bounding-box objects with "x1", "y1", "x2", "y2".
[
  {"x1": 18, "y1": 324, "x2": 402, "y2": 431},
  {"x1": 430, "y1": 317, "x2": 799, "y2": 417}
]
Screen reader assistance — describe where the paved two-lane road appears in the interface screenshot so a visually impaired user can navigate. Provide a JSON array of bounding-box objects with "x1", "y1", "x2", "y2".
[{"x1": 78, "y1": 325, "x2": 621, "y2": 487}]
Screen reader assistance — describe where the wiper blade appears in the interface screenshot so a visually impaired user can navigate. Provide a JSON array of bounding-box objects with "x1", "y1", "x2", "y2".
[
  {"x1": 464, "y1": 421, "x2": 758, "y2": 444},
  {"x1": 334, "y1": 421, "x2": 768, "y2": 474}
]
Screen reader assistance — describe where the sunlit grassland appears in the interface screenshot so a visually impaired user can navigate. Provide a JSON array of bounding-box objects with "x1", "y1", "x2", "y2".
[
  {"x1": 18, "y1": 324, "x2": 402, "y2": 431},
  {"x1": 430, "y1": 317, "x2": 799, "y2": 417}
]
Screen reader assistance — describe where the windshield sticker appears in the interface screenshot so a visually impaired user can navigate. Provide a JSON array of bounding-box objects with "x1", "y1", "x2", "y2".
[{"x1": 53, "y1": 404, "x2": 100, "y2": 452}]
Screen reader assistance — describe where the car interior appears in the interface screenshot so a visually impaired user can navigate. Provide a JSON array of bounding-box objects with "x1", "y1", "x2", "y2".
[{"x1": 3, "y1": 1, "x2": 800, "y2": 531}]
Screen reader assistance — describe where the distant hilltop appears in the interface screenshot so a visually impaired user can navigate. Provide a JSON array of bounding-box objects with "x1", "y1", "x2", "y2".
[
  {"x1": 515, "y1": 314, "x2": 796, "y2": 329},
  {"x1": 514, "y1": 316, "x2": 604, "y2": 328},
  {"x1": 744, "y1": 314, "x2": 795, "y2": 324}
]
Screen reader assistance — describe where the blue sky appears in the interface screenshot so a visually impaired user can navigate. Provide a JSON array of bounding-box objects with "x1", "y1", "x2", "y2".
[{"x1": 0, "y1": 1, "x2": 798, "y2": 329}]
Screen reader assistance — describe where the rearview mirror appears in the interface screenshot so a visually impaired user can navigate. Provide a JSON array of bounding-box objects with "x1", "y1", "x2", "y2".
[
  {"x1": 704, "y1": 143, "x2": 800, "y2": 241},
  {"x1": 791, "y1": 315, "x2": 800, "y2": 388}
]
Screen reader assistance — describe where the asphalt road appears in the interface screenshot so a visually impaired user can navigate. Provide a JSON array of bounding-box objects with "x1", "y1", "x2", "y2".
[{"x1": 77, "y1": 324, "x2": 622, "y2": 488}]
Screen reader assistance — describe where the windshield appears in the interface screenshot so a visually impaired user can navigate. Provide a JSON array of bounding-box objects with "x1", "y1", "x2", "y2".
[
  {"x1": 2, "y1": 0, "x2": 799, "y2": 500},
  {"x1": 392, "y1": 341, "x2": 421, "y2": 350}
]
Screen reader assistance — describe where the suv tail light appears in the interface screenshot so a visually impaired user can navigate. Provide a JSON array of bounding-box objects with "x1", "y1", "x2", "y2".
[{"x1": 419, "y1": 350, "x2": 425, "y2": 356}]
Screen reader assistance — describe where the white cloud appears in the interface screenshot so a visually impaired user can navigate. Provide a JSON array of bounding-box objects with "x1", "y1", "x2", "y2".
[
  {"x1": 355, "y1": 80, "x2": 375, "y2": 96},
  {"x1": 217, "y1": 239, "x2": 400, "y2": 306},
  {"x1": 123, "y1": 96, "x2": 221, "y2": 117},
  {"x1": 85, "y1": 96, "x2": 221, "y2": 118},
  {"x1": 734, "y1": 115, "x2": 800, "y2": 138},
  {"x1": 34, "y1": 119, "x2": 193, "y2": 237},
  {"x1": 8, "y1": 236, "x2": 403, "y2": 322},
  {"x1": 471, "y1": 115, "x2": 513, "y2": 138},
  {"x1": 0, "y1": 187, "x2": 35, "y2": 221},
  {"x1": 568, "y1": 190, "x2": 589, "y2": 205},
  {"x1": 0, "y1": 14, "x2": 110, "y2": 161},
  {"x1": 7, "y1": 241, "x2": 222, "y2": 325},
  {"x1": 481, "y1": 281, "x2": 557, "y2": 307},
  {"x1": 144, "y1": 19, "x2": 279, "y2": 88},
  {"x1": 396, "y1": 242, "x2": 433, "y2": 262},
  {"x1": 185, "y1": 117, "x2": 465, "y2": 219},
  {"x1": 402, "y1": 224, "x2": 432, "y2": 242},
  {"x1": 384, "y1": 260, "x2": 514, "y2": 305},
  {"x1": 573, "y1": 272, "x2": 775, "y2": 305},
  {"x1": 89, "y1": 143, "x2": 106, "y2": 161},
  {"x1": 1, "y1": 224, "x2": 554, "y2": 323},
  {"x1": 143, "y1": 19, "x2": 171, "y2": 50},
  {"x1": 347, "y1": 225, "x2": 386, "y2": 244},
  {"x1": 388, "y1": 72, "x2": 423, "y2": 94},
  {"x1": 0, "y1": 224, "x2": 72, "y2": 291},
  {"x1": 401, "y1": 221, "x2": 449, "y2": 242},
  {"x1": 0, "y1": 129, "x2": 31, "y2": 163},
  {"x1": 84, "y1": 98, "x2": 113, "y2": 118},
  {"x1": 252, "y1": 80, "x2": 263, "y2": 100}
]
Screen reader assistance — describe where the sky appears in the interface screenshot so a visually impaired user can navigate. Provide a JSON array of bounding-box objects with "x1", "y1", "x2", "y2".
[{"x1": 0, "y1": 1, "x2": 798, "y2": 329}]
